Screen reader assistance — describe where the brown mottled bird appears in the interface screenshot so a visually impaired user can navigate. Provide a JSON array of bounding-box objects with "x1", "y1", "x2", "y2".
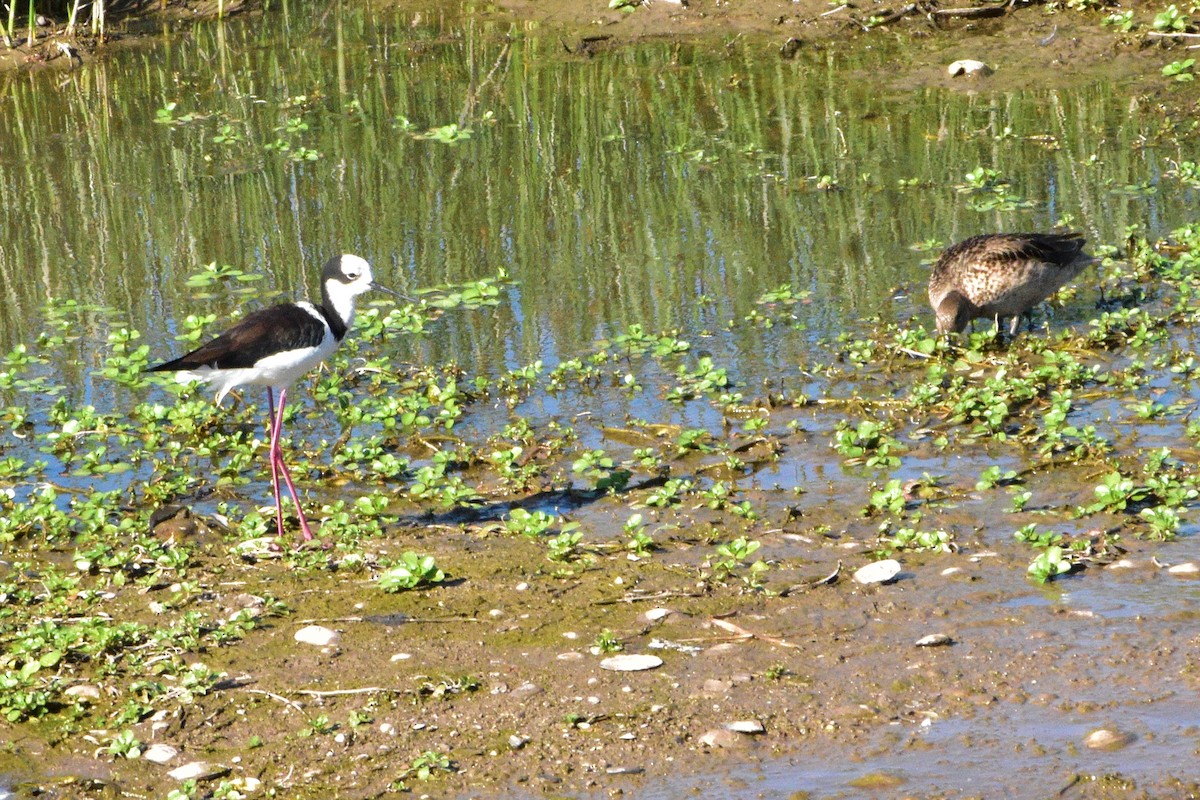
[{"x1": 928, "y1": 232, "x2": 1095, "y2": 335}]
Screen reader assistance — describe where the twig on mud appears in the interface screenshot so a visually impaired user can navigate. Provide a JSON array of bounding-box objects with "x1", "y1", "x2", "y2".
[
  {"x1": 296, "y1": 615, "x2": 482, "y2": 624},
  {"x1": 295, "y1": 687, "x2": 402, "y2": 698},
  {"x1": 932, "y1": 5, "x2": 1006, "y2": 18},
  {"x1": 1147, "y1": 31, "x2": 1200, "y2": 39},
  {"x1": 779, "y1": 561, "x2": 842, "y2": 596},
  {"x1": 819, "y1": 3, "x2": 848, "y2": 16},
  {"x1": 891, "y1": 345, "x2": 934, "y2": 360},
  {"x1": 242, "y1": 688, "x2": 305, "y2": 714},
  {"x1": 595, "y1": 590, "x2": 705, "y2": 605},
  {"x1": 708, "y1": 617, "x2": 804, "y2": 649}
]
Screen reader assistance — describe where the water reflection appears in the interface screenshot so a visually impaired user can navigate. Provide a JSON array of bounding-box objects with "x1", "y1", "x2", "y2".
[{"x1": 0, "y1": 6, "x2": 1192, "y2": 396}]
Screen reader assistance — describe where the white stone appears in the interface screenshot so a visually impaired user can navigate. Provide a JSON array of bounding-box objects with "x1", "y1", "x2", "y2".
[
  {"x1": 143, "y1": 744, "x2": 178, "y2": 764},
  {"x1": 1168, "y1": 562, "x2": 1199, "y2": 575},
  {"x1": 599, "y1": 654, "x2": 663, "y2": 672},
  {"x1": 294, "y1": 625, "x2": 340, "y2": 647},
  {"x1": 167, "y1": 761, "x2": 221, "y2": 781},
  {"x1": 64, "y1": 684, "x2": 101, "y2": 702},
  {"x1": 1085, "y1": 728, "x2": 1135, "y2": 750},
  {"x1": 915, "y1": 633, "x2": 953, "y2": 647},
  {"x1": 948, "y1": 59, "x2": 993, "y2": 77},
  {"x1": 853, "y1": 559, "x2": 901, "y2": 585},
  {"x1": 644, "y1": 607, "x2": 675, "y2": 623},
  {"x1": 724, "y1": 719, "x2": 765, "y2": 734}
]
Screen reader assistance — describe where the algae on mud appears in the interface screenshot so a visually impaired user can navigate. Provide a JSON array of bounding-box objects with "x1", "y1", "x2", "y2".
[{"x1": 3, "y1": 1, "x2": 1200, "y2": 799}]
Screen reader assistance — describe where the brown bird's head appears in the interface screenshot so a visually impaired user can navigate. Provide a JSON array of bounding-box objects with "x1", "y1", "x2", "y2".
[{"x1": 934, "y1": 290, "x2": 978, "y2": 335}]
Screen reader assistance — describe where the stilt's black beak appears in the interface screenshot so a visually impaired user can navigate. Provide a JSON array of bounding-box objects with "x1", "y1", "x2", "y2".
[{"x1": 371, "y1": 283, "x2": 418, "y2": 304}]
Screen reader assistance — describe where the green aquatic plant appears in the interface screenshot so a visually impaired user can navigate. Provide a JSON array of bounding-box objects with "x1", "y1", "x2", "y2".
[
  {"x1": 878, "y1": 525, "x2": 955, "y2": 554},
  {"x1": 301, "y1": 714, "x2": 336, "y2": 737},
  {"x1": 504, "y1": 508, "x2": 556, "y2": 538},
  {"x1": 976, "y1": 465, "x2": 1020, "y2": 491},
  {"x1": 833, "y1": 420, "x2": 904, "y2": 468},
  {"x1": 710, "y1": 536, "x2": 767, "y2": 588},
  {"x1": 955, "y1": 166, "x2": 1034, "y2": 211},
  {"x1": 1162, "y1": 59, "x2": 1196, "y2": 82},
  {"x1": 1027, "y1": 546, "x2": 1072, "y2": 584},
  {"x1": 1153, "y1": 4, "x2": 1190, "y2": 32},
  {"x1": 106, "y1": 729, "x2": 143, "y2": 759},
  {"x1": 866, "y1": 479, "x2": 906, "y2": 516},
  {"x1": 624, "y1": 514, "x2": 655, "y2": 556},
  {"x1": 378, "y1": 553, "x2": 446, "y2": 592},
  {"x1": 643, "y1": 478, "x2": 694, "y2": 508},
  {"x1": 546, "y1": 529, "x2": 584, "y2": 562},
  {"x1": 1082, "y1": 470, "x2": 1149, "y2": 515},
  {"x1": 418, "y1": 124, "x2": 473, "y2": 144},
  {"x1": 399, "y1": 750, "x2": 454, "y2": 782},
  {"x1": 593, "y1": 629, "x2": 623, "y2": 654},
  {"x1": 1139, "y1": 506, "x2": 1181, "y2": 540}
]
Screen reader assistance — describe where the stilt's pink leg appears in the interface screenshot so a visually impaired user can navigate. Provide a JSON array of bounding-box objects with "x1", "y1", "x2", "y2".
[
  {"x1": 266, "y1": 389, "x2": 286, "y2": 538},
  {"x1": 269, "y1": 388, "x2": 314, "y2": 541}
]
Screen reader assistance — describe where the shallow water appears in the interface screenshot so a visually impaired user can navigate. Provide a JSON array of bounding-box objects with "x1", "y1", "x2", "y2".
[{"x1": 2, "y1": 3, "x2": 1200, "y2": 799}]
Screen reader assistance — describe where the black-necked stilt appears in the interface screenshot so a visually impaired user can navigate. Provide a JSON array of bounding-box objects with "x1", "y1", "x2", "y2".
[
  {"x1": 149, "y1": 253, "x2": 401, "y2": 541},
  {"x1": 928, "y1": 232, "x2": 1095, "y2": 335}
]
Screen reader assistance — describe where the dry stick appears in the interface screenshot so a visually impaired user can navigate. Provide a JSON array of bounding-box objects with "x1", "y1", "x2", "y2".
[
  {"x1": 1146, "y1": 31, "x2": 1200, "y2": 39},
  {"x1": 933, "y1": 5, "x2": 1006, "y2": 17},
  {"x1": 241, "y1": 687, "x2": 306, "y2": 714},
  {"x1": 296, "y1": 687, "x2": 401, "y2": 698},
  {"x1": 296, "y1": 615, "x2": 481, "y2": 624}
]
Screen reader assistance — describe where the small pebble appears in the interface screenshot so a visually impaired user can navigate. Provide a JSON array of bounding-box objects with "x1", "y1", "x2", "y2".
[
  {"x1": 1085, "y1": 728, "x2": 1136, "y2": 750},
  {"x1": 915, "y1": 633, "x2": 953, "y2": 648},
  {"x1": 143, "y1": 744, "x2": 179, "y2": 764},
  {"x1": 853, "y1": 559, "x2": 901, "y2": 585},
  {"x1": 512, "y1": 681, "x2": 543, "y2": 696},
  {"x1": 948, "y1": 59, "x2": 993, "y2": 77},
  {"x1": 294, "y1": 625, "x2": 340, "y2": 647},
  {"x1": 167, "y1": 761, "x2": 223, "y2": 781},
  {"x1": 1168, "y1": 562, "x2": 1199, "y2": 575},
  {"x1": 600, "y1": 654, "x2": 663, "y2": 672},
  {"x1": 643, "y1": 607, "x2": 675, "y2": 623},
  {"x1": 699, "y1": 728, "x2": 740, "y2": 748},
  {"x1": 390, "y1": 653, "x2": 412, "y2": 662},
  {"x1": 515, "y1": 582, "x2": 529, "y2": 591},
  {"x1": 724, "y1": 720, "x2": 765, "y2": 734},
  {"x1": 508, "y1": 735, "x2": 528, "y2": 749},
  {"x1": 64, "y1": 684, "x2": 101, "y2": 702}
]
